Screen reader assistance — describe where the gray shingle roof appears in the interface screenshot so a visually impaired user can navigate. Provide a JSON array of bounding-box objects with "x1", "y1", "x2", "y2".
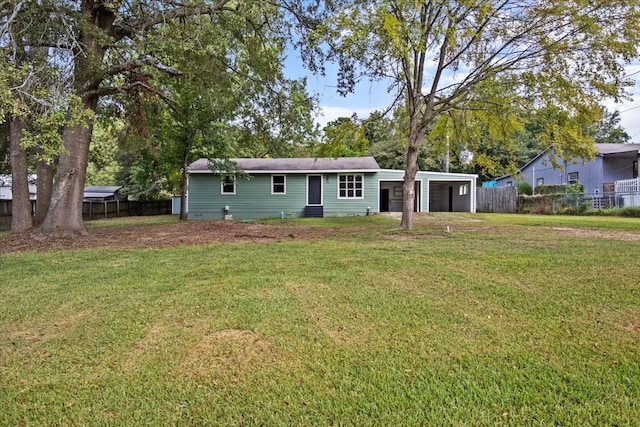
[
  {"x1": 595, "y1": 143, "x2": 640, "y2": 156},
  {"x1": 188, "y1": 157, "x2": 380, "y2": 173}
]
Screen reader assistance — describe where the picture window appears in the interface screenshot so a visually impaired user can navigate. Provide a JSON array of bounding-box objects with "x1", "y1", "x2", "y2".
[{"x1": 338, "y1": 174, "x2": 364, "y2": 199}]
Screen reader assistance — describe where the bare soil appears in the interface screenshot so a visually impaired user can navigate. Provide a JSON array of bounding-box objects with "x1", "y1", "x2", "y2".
[{"x1": 0, "y1": 220, "x2": 339, "y2": 255}]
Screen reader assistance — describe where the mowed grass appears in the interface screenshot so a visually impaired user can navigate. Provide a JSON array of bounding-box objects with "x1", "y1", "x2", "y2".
[{"x1": 1, "y1": 214, "x2": 639, "y2": 425}]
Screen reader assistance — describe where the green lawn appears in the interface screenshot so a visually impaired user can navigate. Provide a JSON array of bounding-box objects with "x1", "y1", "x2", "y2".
[{"x1": 1, "y1": 214, "x2": 639, "y2": 425}]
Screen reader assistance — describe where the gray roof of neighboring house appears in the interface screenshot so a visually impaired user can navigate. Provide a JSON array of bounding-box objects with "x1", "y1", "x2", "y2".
[
  {"x1": 595, "y1": 143, "x2": 640, "y2": 156},
  {"x1": 84, "y1": 186, "x2": 122, "y2": 193},
  {"x1": 188, "y1": 157, "x2": 381, "y2": 173},
  {"x1": 495, "y1": 143, "x2": 640, "y2": 181}
]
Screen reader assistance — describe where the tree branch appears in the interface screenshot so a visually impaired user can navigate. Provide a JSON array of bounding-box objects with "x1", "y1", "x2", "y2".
[
  {"x1": 109, "y1": 0, "x2": 234, "y2": 42},
  {"x1": 81, "y1": 56, "x2": 183, "y2": 95}
]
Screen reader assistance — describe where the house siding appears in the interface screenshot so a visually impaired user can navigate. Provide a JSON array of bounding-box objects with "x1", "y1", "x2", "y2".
[
  {"x1": 188, "y1": 172, "x2": 379, "y2": 220},
  {"x1": 187, "y1": 160, "x2": 478, "y2": 220},
  {"x1": 495, "y1": 145, "x2": 640, "y2": 193}
]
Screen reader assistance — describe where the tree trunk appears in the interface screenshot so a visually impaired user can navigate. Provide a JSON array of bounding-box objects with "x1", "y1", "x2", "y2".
[
  {"x1": 179, "y1": 162, "x2": 188, "y2": 221},
  {"x1": 400, "y1": 115, "x2": 429, "y2": 230},
  {"x1": 33, "y1": 150, "x2": 53, "y2": 226},
  {"x1": 400, "y1": 144, "x2": 419, "y2": 230},
  {"x1": 38, "y1": 1, "x2": 110, "y2": 235},
  {"x1": 9, "y1": 116, "x2": 33, "y2": 233},
  {"x1": 39, "y1": 113, "x2": 94, "y2": 236}
]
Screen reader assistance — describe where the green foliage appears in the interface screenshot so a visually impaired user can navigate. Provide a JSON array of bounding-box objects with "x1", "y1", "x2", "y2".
[
  {"x1": 317, "y1": 116, "x2": 368, "y2": 157},
  {"x1": 583, "y1": 206, "x2": 640, "y2": 217},
  {"x1": 114, "y1": 6, "x2": 317, "y2": 200},
  {"x1": 308, "y1": 0, "x2": 640, "y2": 230},
  {"x1": 522, "y1": 181, "x2": 588, "y2": 214},
  {"x1": 535, "y1": 182, "x2": 585, "y2": 195},
  {"x1": 85, "y1": 120, "x2": 124, "y2": 185},
  {"x1": 518, "y1": 182, "x2": 533, "y2": 196},
  {"x1": 589, "y1": 110, "x2": 631, "y2": 144}
]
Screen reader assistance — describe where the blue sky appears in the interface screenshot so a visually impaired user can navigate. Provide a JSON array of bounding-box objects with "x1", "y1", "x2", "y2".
[{"x1": 285, "y1": 52, "x2": 640, "y2": 142}]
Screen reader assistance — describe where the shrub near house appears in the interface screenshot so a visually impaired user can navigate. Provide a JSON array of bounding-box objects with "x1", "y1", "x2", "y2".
[{"x1": 519, "y1": 182, "x2": 587, "y2": 214}]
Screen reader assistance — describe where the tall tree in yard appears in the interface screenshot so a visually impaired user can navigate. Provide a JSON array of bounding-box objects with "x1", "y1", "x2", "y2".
[
  {"x1": 311, "y1": 0, "x2": 640, "y2": 229},
  {"x1": 3, "y1": 0, "x2": 314, "y2": 235},
  {"x1": 119, "y1": 8, "x2": 316, "y2": 219}
]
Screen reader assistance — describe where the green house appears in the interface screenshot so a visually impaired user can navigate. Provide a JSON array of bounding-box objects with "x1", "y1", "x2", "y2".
[{"x1": 187, "y1": 157, "x2": 477, "y2": 220}]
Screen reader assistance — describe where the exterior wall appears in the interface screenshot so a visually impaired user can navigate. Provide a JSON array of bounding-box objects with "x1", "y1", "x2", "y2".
[
  {"x1": 188, "y1": 172, "x2": 378, "y2": 220},
  {"x1": 322, "y1": 172, "x2": 378, "y2": 217},
  {"x1": 496, "y1": 150, "x2": 639, "y2": 194},
  {"x1": 603, "y1": 156, "x2": 637, "y2": 184},
  {"x1": 188, "y1": 169, "x2": 477, "y2": 220},
  {"x1": 496, "y1": 153, "x2": 604, "y2": 193}
]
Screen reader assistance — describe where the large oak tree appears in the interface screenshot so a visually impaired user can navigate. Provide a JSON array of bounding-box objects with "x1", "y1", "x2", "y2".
[{"x1": 2, "y1": 0, "x2": 315, "y2": 235}]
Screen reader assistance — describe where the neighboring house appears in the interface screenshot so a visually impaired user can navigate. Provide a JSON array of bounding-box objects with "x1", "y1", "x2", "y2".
[
  {"x1": 495, "y1": 143, "x2": 640, "y2": 194},
  {"x1": 83, "y1": 186, "x2": 124, "y2": 202},
  {"x1": 0, "y1": 179, "x2": 124, "y2": 202},
  {"x1": 186, "y1": 157, "x2": 477, "y2": 220},
  {"x1": 0, "y1": 174, "x2": 37, "y2": 200}
]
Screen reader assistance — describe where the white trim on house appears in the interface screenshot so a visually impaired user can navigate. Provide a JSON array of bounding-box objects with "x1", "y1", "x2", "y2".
[
  {"x1": 337, "y1": 173, "x2": 365, "y2": 200},
  {"x1": 221, "y1": 176, "x2": 236, "y2": 195},
  {"x1": 271, "y1": 174, "x2": 286, "y2": 195}
]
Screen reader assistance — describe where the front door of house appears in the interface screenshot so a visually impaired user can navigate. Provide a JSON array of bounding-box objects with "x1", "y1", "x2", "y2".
[{"x1": 307, "y1": 175, "x2": 322, "y2": 205}]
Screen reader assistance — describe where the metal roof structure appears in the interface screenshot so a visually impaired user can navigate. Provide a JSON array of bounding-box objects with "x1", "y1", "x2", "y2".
[{"x1": 83, "y1": 186, "x2": 123, "y2": 200}]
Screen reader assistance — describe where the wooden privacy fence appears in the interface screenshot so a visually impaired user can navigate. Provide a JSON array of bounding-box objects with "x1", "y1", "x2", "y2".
[
  {"x1": 83, "y1": 200, "x2": 172, "y2": 220},
  {"x1": 0, "y1": 199, "x2": 172, "y2": 230},
  {"x1": 476, "y1": 186, "x2": 518, "y2": 213}
]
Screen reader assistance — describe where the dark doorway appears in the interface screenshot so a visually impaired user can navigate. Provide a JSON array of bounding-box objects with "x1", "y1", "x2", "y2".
[
  {"x1": 380, "y1": 189, "x2": 390, "y2": 212},
  {"x1": 307, "y1": 175, "x2": 322, "y2": 205},
  {"x1": 448, "y1": 186, "x2": 453, "y2": 212}
]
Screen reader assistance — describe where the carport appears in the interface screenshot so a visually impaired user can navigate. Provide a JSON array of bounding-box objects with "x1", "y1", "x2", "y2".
[
  {"x1": 376, "y1": 170, "x2": 476, "y2": 214},
  {"x1": 427, "y1": 180, "x2": 474, "y2": 212}
]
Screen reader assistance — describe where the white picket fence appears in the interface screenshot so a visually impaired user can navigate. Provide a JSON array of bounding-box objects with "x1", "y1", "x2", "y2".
[{"x1": 614, "y1": 178, "x2": 640, "y2": 207}]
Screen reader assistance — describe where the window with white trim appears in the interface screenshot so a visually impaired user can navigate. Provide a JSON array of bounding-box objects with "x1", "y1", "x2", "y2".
[
  {"x1": 459, "y1": 184, "x2": 469, "y2": 196},
  {"x1": 338, "y1": 174, "x2": 363, "y2": 199},
  {"x1": 272, "y1": 175, "x2": 286, "y2": 194},
  {"x1": 537, "y1": 178, "x2": 544, "y2": 186},
  {"x1": 567, "y1": 172, "x2": 579, "y2": 185},
  {"x1": 221, "y1": 176, "x2": 236, "y2": 194}
]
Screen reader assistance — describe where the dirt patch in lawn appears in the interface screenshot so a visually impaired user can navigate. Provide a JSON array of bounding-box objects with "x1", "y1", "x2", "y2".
[
  {"x1": 0, "y1": 220, "x2": 345, "y2": 254},
  {"x1": 550, "y1": 227, "x2": 640, "y2": 241}
]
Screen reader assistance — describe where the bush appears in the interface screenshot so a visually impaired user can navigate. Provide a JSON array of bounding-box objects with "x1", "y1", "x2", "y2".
[
  {"x1": 535, "y1": 182, "x2": 585, "y2": 195},
  {"x1": 518, "y1": 182, "x2": 533, "y2": 196},
  {"x1": 583, "y1": 206, "x2": 640, "y2": 217}
]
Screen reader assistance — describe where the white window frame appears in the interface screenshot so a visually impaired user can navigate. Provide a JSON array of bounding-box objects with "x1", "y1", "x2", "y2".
[
  {"x1": 459, "y1": 184, "x2": 469, "y2": 196},
  {"x1": 338, "y1": 174, "x2": 364, "y2": 199},
  {"x1": 271, "y1": 175, "x2": 286, "y2": 195},
  {"x1": 221, "y1": 175, "x2": 236, "y2": 195},
  {"x1": 567, "y1": 172, "x2": 579, "y2": 185}
]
